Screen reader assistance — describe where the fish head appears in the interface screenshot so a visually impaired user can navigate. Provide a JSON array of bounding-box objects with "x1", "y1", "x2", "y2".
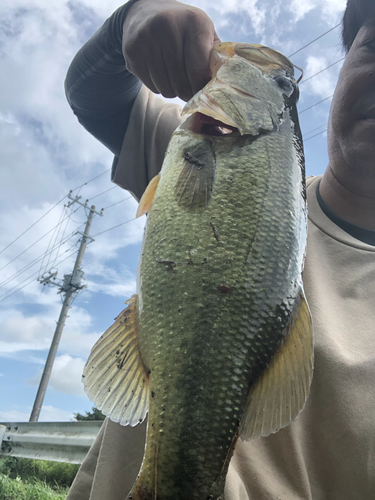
[{"x1": 182, "y1": 42, "x2": 300, "y2": 137}]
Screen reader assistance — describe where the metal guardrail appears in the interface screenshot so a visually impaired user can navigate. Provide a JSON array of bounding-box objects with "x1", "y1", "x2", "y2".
[{"x1": 0, "y1": 421, "x2": 103, "y2": 464}]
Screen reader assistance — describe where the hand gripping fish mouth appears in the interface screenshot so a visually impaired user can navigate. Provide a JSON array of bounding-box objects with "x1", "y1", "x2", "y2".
[{"x1": 181, "y1": 42, "x2": 300, "y2": 137}]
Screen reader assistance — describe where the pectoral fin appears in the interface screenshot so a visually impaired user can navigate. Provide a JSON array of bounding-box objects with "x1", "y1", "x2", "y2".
[
  {"x1": 175, "y1": 139, "x2": 216, "y2": 210},
  {"x1": 240, "y1": 290, "x2": 313, "y2": 440},
  {"x1": 82, "y1": 294, "x2": 149, "y2": 426},
  {"x1": 136, "y1": 173, "x2": 161, "y2": 218}
]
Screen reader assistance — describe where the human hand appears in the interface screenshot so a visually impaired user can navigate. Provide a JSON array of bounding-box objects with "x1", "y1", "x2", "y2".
[{"x1": 122, "y1": 0, "x2": 221, "y2": 102}]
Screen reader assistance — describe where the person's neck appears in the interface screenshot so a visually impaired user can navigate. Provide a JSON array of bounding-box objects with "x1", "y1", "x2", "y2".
[{"x1": 319, "y1": 165, "x2": 375, "y2": 230}]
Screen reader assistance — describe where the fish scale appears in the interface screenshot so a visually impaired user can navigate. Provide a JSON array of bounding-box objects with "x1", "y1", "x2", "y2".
[{"x1": 83, "y1": 42, "x2": 313, "y2": 500}]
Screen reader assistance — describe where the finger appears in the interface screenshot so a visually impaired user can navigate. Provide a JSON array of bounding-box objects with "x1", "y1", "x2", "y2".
[
  {"x1": 129, "y1": 61, "x2": 160, "y2": 95},
  {"x1": 146, "y1": 50, "x2": 180, "y2": 99},
  {"x1": 184, "y1": 23, "x2": 218, "y2": 95},
  {"x1": 162, "y1": 39, "x2": 194, "y2": 102},
  {"x1": 125, "y1": 51, "x2": 160, "y2": 94}
]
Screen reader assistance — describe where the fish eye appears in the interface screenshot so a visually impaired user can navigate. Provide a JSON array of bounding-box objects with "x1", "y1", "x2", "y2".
[{"x1": 275, "y1": 75, "x2": 293, "y2": 94}]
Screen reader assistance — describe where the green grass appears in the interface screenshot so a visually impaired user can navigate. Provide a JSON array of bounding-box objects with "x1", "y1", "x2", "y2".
[
  {"x1": 0, "y1": 473, "x2": 69, "y2": 499},
  {"x1": 0, "y1": 457, "x2": 80, "y2": 500}
]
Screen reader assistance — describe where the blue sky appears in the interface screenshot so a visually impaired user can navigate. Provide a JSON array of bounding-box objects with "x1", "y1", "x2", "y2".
[{"x1": 0, "y1": 0, "x2": 346, "y2": 422}]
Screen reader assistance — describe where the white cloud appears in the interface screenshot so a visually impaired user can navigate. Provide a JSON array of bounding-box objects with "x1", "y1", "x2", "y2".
[
  {"x1": 39, "y1": 405, "x2": 76, "y2": 421},
  {"x1": 86, "y1": 209, "x2": 145, "y2": 261},
  {"x1": 185, "y1": 0, "x2": 346, "y2": 41},
  {"x1": 0, "y1": 309, "x2": 54, "y2": 346},
  {"x1": 289, "y1": 0, "x2": 315, "y2": 22},
  {"x1": 0, "y1": 406, "x2": 75, "y2": 422},
  {"x1": 0, "y1": 1, "x2": 114, "y2": 215},
  {"x1": 0, "y1": 341, "x2": 47, "y2": 354},
  {"x1": 29, "y1": 354, "x2": 87, "y2": 397},
  {"x1": 0, "y1": 409, "x2": 34, "y2": 422},
  {"x1": 185, "y1": 0, "x2": 266, "y2": 35},
  {"x1": 303, "y1": 55, "x2": 343, "y2": 100},
  {"x1": 322, "y1": 0, "x2": 347, "y2": 21},
  {"x1": 84, "y1": 262, "x2": 137, "y2": 298},
  {"x1": 88, "y1": 280, "x2": 136, "y2": 298},
  {"x1": 0, "y1": 305, "x2": 101, "y2": 358},
  {"x1": 74, "y1": 0, "x2": 127, "y2": 19}
]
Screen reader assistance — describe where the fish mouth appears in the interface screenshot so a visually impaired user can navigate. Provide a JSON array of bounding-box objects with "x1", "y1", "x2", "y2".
[
  {"x1": 181, "y1": 41, "x2": 293, "y2": 137},
  {"x1": 183, "y1": 112, "x2": 239, "y2": 136}
]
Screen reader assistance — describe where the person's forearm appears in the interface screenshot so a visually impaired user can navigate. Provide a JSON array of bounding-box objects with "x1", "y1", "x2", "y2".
[{"x1": 64, "y1": 3, "x2": 142, "y2": 156}]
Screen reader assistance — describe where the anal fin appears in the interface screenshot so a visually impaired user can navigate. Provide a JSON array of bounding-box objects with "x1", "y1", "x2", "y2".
[
  {"x1": 82, "y1": 294, "x2": 149, "y2": 426},
  {"x1": 240, "y1": 289, "x2": 313, "y2": 440}
]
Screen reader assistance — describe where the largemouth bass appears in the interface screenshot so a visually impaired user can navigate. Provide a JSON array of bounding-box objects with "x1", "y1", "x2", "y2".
[{"x1": 83, "y1": 42, "x2": 313, "y2": 500}]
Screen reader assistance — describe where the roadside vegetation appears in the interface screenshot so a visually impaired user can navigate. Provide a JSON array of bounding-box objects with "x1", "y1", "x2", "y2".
[
  {"x1": 0, "y1": 456, "x2": 79, "y2": 499},
  {"x1": 0, "y1": 407, "x2": 105, "y2": 499}
]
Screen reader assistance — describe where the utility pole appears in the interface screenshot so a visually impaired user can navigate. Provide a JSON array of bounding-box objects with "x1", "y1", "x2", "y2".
[{"x1": 29, "y1": 192, "x2": 103, "y2": 422}]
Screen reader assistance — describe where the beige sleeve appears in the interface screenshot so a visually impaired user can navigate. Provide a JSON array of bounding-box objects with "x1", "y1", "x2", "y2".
[
  {"x1": 112, "y1": 85, "x2": 184, "y2": 201},
  {"x1": 66, "y1": 418, "x2": 147, "y2": 500}
]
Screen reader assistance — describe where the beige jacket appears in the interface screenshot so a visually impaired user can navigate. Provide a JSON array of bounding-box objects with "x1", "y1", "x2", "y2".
[{"x1": 67, "y1": 87, "x2": 375, "y2": 500}]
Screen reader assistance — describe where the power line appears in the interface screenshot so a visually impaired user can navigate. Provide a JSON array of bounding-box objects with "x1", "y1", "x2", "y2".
[
  {"x1": 40, "y1": 205, "x2": 66, "y2": 278},
  {"x1": 91, "y1": 217, "x2": 138, "y2": 238},
  {"x1": 0, "y1": 195, "x2": 67, "y2": 257},
  {"x1": 300, "y1": 57, "x2": 345, "y2": 85},
  {"x1": 103, "y1": 196, "x2": 133, "y2": 210},
  {"x1": 288, "y1": 23, "x2": 341, "y2": 58},
  {"x1": 0, "y1": 250, "x2": 79, "y2": 303},
  {"x1": 51, "y1": 207, "x2": 72, "y2": 269},
  {"x1": 0, "y1": 206, "x2": 81, "y2": 273},
  {"x1": 0, "y1": 223, "x2": 86, "y2": 290},
  {"x1": 71, "y1": 168, "x2": 111, "y2": 193},
  {"x1": 304, "y1": 128, "x2": 328, "y2": 141},
  {"x1": 89, "y1": 186, "x2": 117, "y2": 200},
  {"x1": 299, "y1": 95, "x2": 333, "y2": 114},
  {"x1": 0, "y1": 181, "x2": 120, "y2": 275},
  {"x1": 0, "y1": 263, "x2": 58, "y2": 302},
  {"x1": 303, "y1": 122, "x2": 328, "y2": 137}
]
